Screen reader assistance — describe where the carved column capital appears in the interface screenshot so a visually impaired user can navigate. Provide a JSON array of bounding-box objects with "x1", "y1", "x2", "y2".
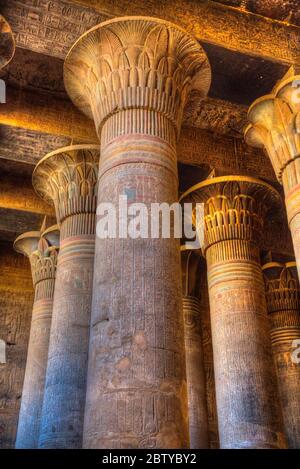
[
  {"x1": 181, "y1": 175, "x2": 281, "y2": 259},
  {"x1": 245, "y1": 68, "x2": 300, "y2": 184},
  {"x1": 32, "y1": 145, "x2": 99, "y2": 238},
  {"x1": 245, "y1": 69, "x2": 300, "y2": 281},
  {"x1": 14, "y1": 225, "x2": 59, "y2": 288},
  {"x1": 0, "y1": 15, "x2": 15, "y2": 70},
  {"x1": 263, "y1": 261, "x2": 300, "y2": 314},
  {"x1": 64, "y1": 16, "x2": 211, "y2": 139}
]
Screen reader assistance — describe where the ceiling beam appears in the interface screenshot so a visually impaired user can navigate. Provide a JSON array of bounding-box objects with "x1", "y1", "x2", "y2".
[
  {"x1": 0, "y1": 86, "x2": 247, "y2": 142},
  {"x1": 0, "y1": 86, "x2": 275, "y2": 183},
  {"x1": 71, "y1": 0, "x2": 300, "y2": 65},
  {"x1": 0, "y1": 0, "x2": 298, "y2": 65}
]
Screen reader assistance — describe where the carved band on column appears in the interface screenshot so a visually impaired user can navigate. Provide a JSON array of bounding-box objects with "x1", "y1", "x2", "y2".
[
  {"x1": 245, "y1": 67, "x2": 300, "y2": 279},
  {"x1": 262, "y1": 260, "x2": 300, "y2": 448},
  {"x1": 181, "y1": 247, "x2": 209, "y2": 449},
  {"x1": 14, "y1": 224, "x2": 59, "y2": 448},
  {"x1": 32, "y1": 144, "x2": 99, "y2": 448},
  {"x1": 64, "y1": 16, "x2": 211, "y2": 449},
  {"x1": 181, "y1": 175, "x2": 287, "y2": 449}
]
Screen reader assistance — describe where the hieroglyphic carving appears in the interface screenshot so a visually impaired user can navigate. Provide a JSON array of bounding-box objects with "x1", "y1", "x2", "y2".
[
  {"x1": 2, "y1": 0, "x2": 300, "y2": 65},
  {"x1": 0, "y1": 84, "x2": 251, "y2": 140},
  {"x1": 184, "y1": 97, "x2": 247, "y2": 137},
  {"x1": 0, "y1": 125, "x2": 70, "y2": 166},
  {"x1": 0, "y1": 0, "x2": 109, "y2": 59},
  {"x1": 0, "y1": 242, "x2": 34, "y2": 448},
  {"x1": 181, "y1": 248, "x2": 209, "y2": 449},
  {"x1": 262, "y1": 260, "x2": 300, "y2": 448},
  {"x1": 0, "y1": 48, "x2": 67, "y2": 98},
  {"x1": 195, "y1": 258, "x2": 219, "y2": 449},
  {"x1": 181, "y1": 176, "x2": 286, "y2": 448}
]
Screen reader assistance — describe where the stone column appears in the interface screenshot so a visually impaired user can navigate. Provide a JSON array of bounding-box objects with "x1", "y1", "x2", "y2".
[
  {"x1": 14, "y1": 225, "x2": 59, "y2": 448},
  {"x1": 180, "y1": 176, "x2": 287, "y2": 449},
  {"x1": 262, "y1": 260, "x2": 300, "y2": 448},
  {"x1": 64, "y1": 16, "x2": 211, "y2": 448},
  {"x1": 32, "y1": 145, "x2": 99, "y2": 448},
  {"x1": 197, "y1": 257, "x2": 219, "y2": 448},
  {"x1": 245, "y1": 68, "x2": 300, "y2": 280},
  {"x1": 181, "y1": 247, "x2": 209, "y2": 448}
]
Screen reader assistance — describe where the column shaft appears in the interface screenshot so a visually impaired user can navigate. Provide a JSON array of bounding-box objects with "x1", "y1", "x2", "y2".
[
  {"x1": 39, "y1": 236, "x2": 94, "y2": 448},
  {"x1": 183, "y1": 296, "x2": 209, "y2": 448},
  {"x1": 207, "y1": 246, "x2": 283, "y2": 448},
  {"x1": 263, "y1": 261, "x2": 300, "y2": 448},
  {"x1": 84, "y1": 119, "x2": 187, "y2": 448},
  {"x1": 14, "y1": 227, "x2": 59, "y2": 448}
]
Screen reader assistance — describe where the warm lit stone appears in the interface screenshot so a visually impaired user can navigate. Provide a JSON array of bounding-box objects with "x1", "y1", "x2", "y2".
[
  {"x1": 0, "y1": 15, "x2": 15, "y2": 70},
  {"x1": 245, "y1": 68, "x2": 300, "y2": 279},
  {"x1": 262, "y1": 259, "x2": 300, "y2": 448},
  {"x1": 64, "y1": 16, "x2": 211, "y2": 448},
  {"x1": 14, "y1": 224, "x2": 59, "y2": 449},
  {"x1": 181, "y1": 247, "x2": 209, "y2": 449},
  {"x1": 181, "y1": 175, "x2": 287, "y2": 449},
  {"x1": 32, "y1": 145, "x2": 99, "y2": 448}
]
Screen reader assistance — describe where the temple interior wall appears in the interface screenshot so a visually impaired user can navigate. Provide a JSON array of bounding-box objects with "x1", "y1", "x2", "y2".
[{"x1": 0, "y1": 242, "x2": 33, "y2": 448}]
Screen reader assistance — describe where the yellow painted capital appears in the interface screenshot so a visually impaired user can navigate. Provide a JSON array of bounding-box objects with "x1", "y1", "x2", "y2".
[
  {"x1": 64, "y1": 16, "x2": 211, "y2": 138},
  {"x1": 180, "y1": 175, "x2": 281, "y2": 254},
  {"x1": 14, "y1": 225, "x2": 60, "y2": 287},
  {"x1": 245, "y1": 68, "x2": 300, "y2": 183},
  {"x1": 262, "y1": 260, "x2": 300, "y2": 314},
  {"x1": 32, "y1": 145, "x2": 99, "y2": 228}
]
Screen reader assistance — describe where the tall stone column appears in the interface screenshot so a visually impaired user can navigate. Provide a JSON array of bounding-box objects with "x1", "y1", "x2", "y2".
[
  {"x1": 245, "y1": 68, "x2": 300, "y2": 280},
  {"x1": 14, "y1": 224, "x2": 59, "y2": 448},
  {"x1": 262, "y1": 260, "x2": 300, "y2": 448},
  {"x1": 181, "y1": 176, "x2": 287, "y2": 449},
  {"x1": 181, "y1": 247, "x2": 209, "y2": 448},
  {"x1": 32, "y1": 145, "x2": 99, "y2": 448},
  {"x1": 64, "y1": 16, "x2": 211, "y2": 448}
]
